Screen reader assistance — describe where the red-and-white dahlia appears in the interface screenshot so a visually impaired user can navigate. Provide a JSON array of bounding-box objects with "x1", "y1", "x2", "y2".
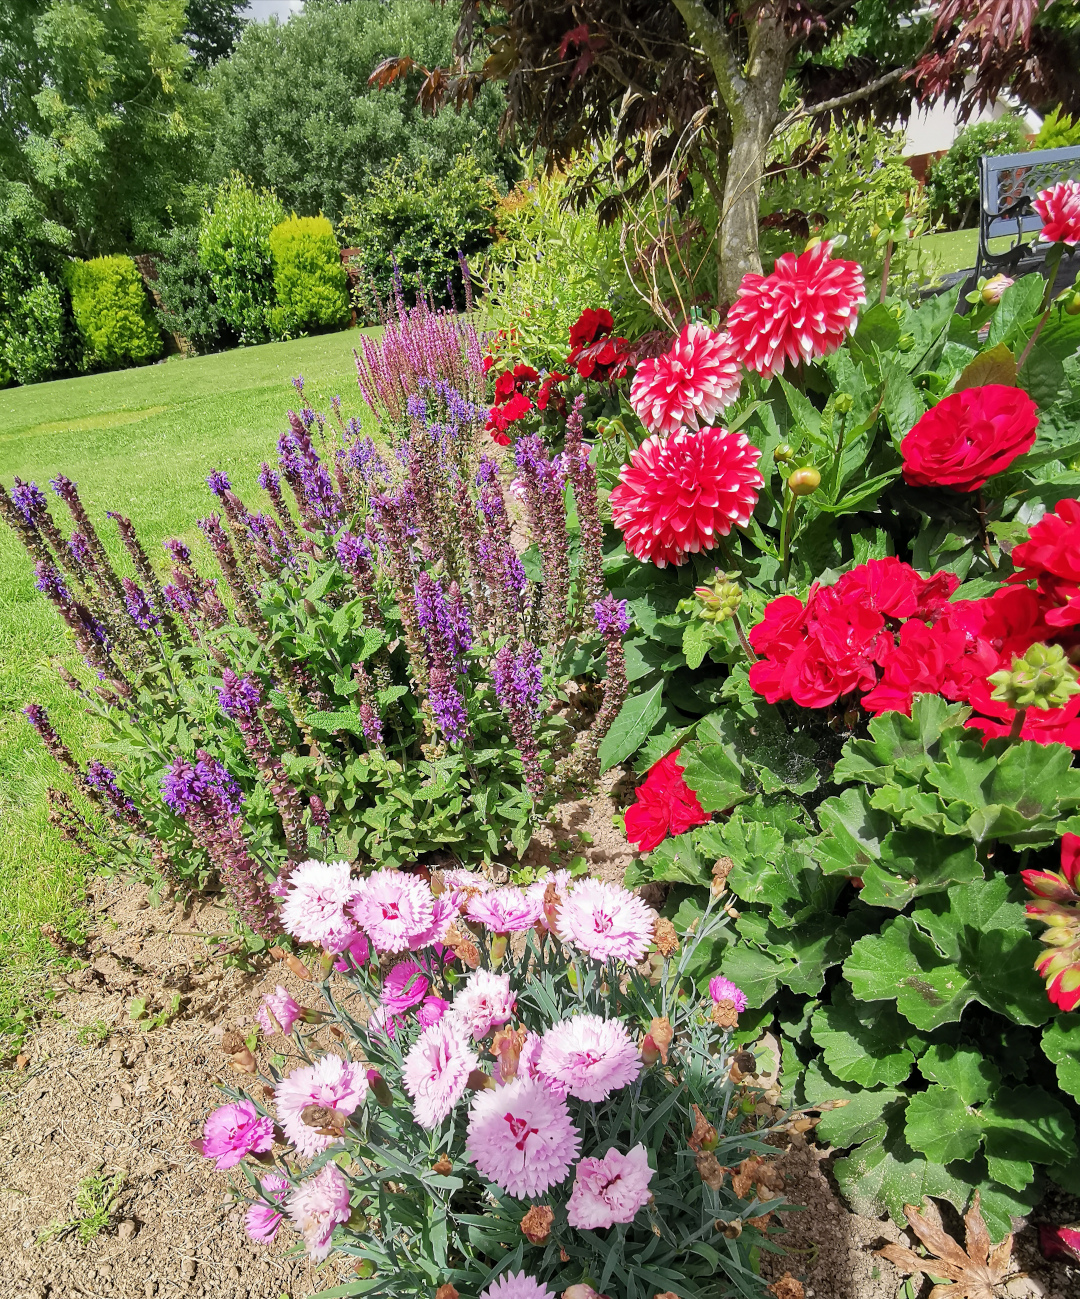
[
  {"x1": 629, "y1": 322, "x2": 742, "y2": 436},
  {"x1": 726, "y1": 241, "x2": 866, "y2": 379},
  {"x1": 1035, "y1": 179, "x2": 1080, "y2": 247},
  {"x1": 609, "y1": 427, "x2": 763, "y2": 568}
]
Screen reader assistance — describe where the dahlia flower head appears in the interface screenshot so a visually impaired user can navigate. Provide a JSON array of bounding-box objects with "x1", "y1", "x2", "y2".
[
  {"x1": 1035, "y1": 179, "x2": 1080, "y2": 246},
  {"x1": 608, "y1": 427, "x2": 764, "y2": 568},
  {"x1": 630, "y1": 322, "x2": 742, "y2": 437},
  {"x1": 726, "y1": 240, "x2": 866, "y2": 379}
]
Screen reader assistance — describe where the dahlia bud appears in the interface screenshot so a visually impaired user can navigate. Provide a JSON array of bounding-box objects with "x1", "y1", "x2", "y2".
[
  {"x1": 833, "y1": 392, "x2": 854, "y2": 415},
  {"x1": 773, "y1": 443, "x2": 794, "y2": 465},
  {"x1": 989, "y1": 643, "x2": 1080, "y2": 711},
  {"x1": 981, "y1": 273, "x2": 1014, "y2": 305},
  {"x1": 692, "y1": 572, "x2": 742, "y2": 624},
  {"x1": 787, "y1": 468, "x2": 820, "y2": 496},
  {"x1": 1067, "y1": 293, "x2": 1080, "y2": 317}
]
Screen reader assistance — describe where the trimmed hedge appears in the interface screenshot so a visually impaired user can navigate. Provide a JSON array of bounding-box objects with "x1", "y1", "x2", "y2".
[
  {"x1": 269, "y1": 215, "x2": 349, "y2": 332},
  {"x1": 64, "y1": 256, "x2": 162, "y2": 369},
  {"x1": 198, "y1": 174, "x2": 284, "y2": 345}
]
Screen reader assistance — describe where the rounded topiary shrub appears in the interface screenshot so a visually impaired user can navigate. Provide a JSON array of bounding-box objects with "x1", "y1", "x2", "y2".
[
  {"x1": 269, "y1": 214, "x2": 349, "y2": 333},
  {"x1": 64, "y1": 255, "x2": 162, "y2": 370}
]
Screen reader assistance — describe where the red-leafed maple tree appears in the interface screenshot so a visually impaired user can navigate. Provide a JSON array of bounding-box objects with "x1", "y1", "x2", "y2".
[{"x1": 372, "y1": 1, "x2": 1079, "y2": 304}]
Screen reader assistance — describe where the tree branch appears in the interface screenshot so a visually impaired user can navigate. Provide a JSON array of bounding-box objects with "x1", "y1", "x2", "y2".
[
  {"x1": 671, "y1": 0, "x2": 748, "y2": 114},
  {"x1": 776, "y1": 65, "x2": 909, "y2": 134}
]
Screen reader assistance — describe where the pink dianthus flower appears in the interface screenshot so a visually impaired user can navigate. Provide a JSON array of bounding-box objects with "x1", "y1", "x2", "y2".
[
  {"x1": 286, "y1": 1163, "x2": 351, "y2": 1262},
  {"x1": 527, "y1": 870, "x2": 573, "y2": 932},
  {"x1": 196, "y1": 1099, "x2": 274, "y2": 1170},
  {"x1": 257, "y1": 985, "x2": 302, "y2": 1036},
  {"x1": 558, "y1": 879, "x2": 655, "y2": 964},
  {"x1": 537, "y1": 1014, "x2": 642, "y2": 1102},
  {"x1": 381, "y1": 960, "x2": 430, "y2": 1013},
  {"x1": 709, "y1": 976, "x2": 748, "y2": 1011},
  {"x1": 466, "y1": 1075, "x2": 581, "y2": 1198},
  {"x1": 566, "y1": 1143, "x2": 654, "y2": 1230},
  {"x1": 275, "y1": 1055, "x2": 368, "y2": 1157},
  {"x1": 245, "y1": 1173, "x2": 290, "y2": 1243},
  {"x1": 418, "y1": 994, "x2": 449, "y2": 1026},
  {"x1": 402, "y1": 1019, "x2": 479, "y2": 1128},
  {"x1": 280, "y1": 859, "x2": 359, "y2": 948},
  {"x1": 480, "y1": 1273, "x2": 556, "y2": 1299},
  {"x1": 449, "y1": 967, "x2": 516, "y2": 1040},
  {"x1": 331, "y1": 929, "x2": 371, "y2": 972},
  {"x1": 407, "y1": 894, "x2": 458, "y2": 949},
  {"x1": 630, "y1": 322, "x2": 742, "y2": 437},
  {"x1": 465, "y1": 886, "x2": 544, "y2": 933},
  {"x1": 348, "y1": 869, "x2": 435, "y2": 953}
]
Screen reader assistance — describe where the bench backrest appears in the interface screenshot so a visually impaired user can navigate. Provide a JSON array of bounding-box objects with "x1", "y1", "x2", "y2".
[{"x1": 980, "y1": 145, "x2": 1080, "y2": 240}]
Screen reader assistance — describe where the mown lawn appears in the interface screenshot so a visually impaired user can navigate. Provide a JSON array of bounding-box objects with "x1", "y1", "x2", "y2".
[{"x1": 0, "y1": 327, "x2": 375, "y2": 1033}]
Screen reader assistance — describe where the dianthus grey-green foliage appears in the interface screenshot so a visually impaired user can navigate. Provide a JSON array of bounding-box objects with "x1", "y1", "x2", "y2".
[
  {"x1": 925, "y1": 116, "x2": 1030, "y2": 231},
  {"x1": 0, "y1": 0, "x2": 212, "y2": 259},
  {"x1": 152, "y1": 225, "x2": 232, "y2": 357},
  {"x1": 207, "y1": 0, "x2": 514, "y2": 225},
  {"x1": 64, "y1": 256, "x2": 162, "y2": 370},
  {"x1": 601, "y1": 277, "x2": 1080, "y2": 1241},
  {"x1": 338, "y1": 154, "x2": 497, "y2": 314},
  {"x1": 198, "y1": 174, "x2": 285, "y2": 346},
  {"x1": 269, "y1": 215, "x2": 349, "y2": 333}
]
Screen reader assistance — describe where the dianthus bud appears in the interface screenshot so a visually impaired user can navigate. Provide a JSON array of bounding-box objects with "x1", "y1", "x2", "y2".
[
  {"x1": 283, "y1": 951, "x2": 313, "y2": 981},
  {"x1": 366, "y1": 1068, "x2": 393, "y2": 1108},
  {"x1": 773, "y1": 443, "x2": 794, "y2": 465},
  {"x1": 219, "y1": 1030, "x2": 257, "y2": 1074},
  {"x1": 786, "y1": 467, "x2": 820, "y2": 496},
  {"x1": 564, "y1": 1286, "x2": 606, "y2": 1299},
  {"x1": 489, "y1": 933, "x2": 508, "y2": 966},
  {"x1": 436, "y1": 1285, "x2": 459, "y2": 1299},
  {"x1": 989, "y1": 643, "x2": 1080, "y2": 711},
  {"x1": 642, "y1": 1015, "x2": 673, "y2": 1065},
  {"x1": 833, "y1": 392, "x2": 854, "y2": 415},
  {"x1": 467, "y1": 1069, "x2": 496, "y2": 1092}
]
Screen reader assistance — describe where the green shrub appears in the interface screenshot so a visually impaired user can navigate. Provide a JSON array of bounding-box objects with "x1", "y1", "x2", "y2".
[
  {"x1": 761, "y1": 117, "x2": 933, "y2": 300},
  {"x1": 198, "y1": 173, "x2": 285, "y2": 344},
  {"x1": 268, "y1": 215, "x2": 349, "y2": 333},
  {"x1": 1034, "y1": 105, "x2": 1080, "y2": 150},
  {"x1": 338, "y1": 153, "x2": 497, "y2": 316},
  {"x1": 926, "y1": 116, "x2": 1030, "y2": 230},
  {"x1": 153, "y1": 225, "x2": 231, "y2": 356},
  {"x1": 64, "y1": 255, "x2": 162, "y2": 370},
  {"x1": 0, "y1": 189, "x2": 77, "y2": 385}
]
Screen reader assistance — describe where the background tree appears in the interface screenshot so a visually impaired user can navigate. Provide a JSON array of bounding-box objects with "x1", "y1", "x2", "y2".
[
  {"x1": 0, "y1": 0, "x2": 212, "y2": 257},
  {"x1": 184, "y1": 0, "x2": 247, "y2": 70},
  {"x1": 385, "y1": 0, "x2": 1069, "y2": 303},
  {"x1": 207, "y1": 0, "x2": 515, "y2": 223}
]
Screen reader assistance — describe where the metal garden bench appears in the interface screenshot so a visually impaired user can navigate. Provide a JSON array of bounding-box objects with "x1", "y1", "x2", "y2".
[{"x1": 974, "y1": 144, "x2": 1080, "y2": 283}]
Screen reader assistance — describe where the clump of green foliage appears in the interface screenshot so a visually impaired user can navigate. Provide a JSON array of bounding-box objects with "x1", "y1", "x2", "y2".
[
  {"x1": 1034, "y1": 106, "x2": 1080, "y2": 150},
  {"x1": 153, "y1": 225, "x2": 232, "y2": 356},
  {"x1": 926, "y1": 116, "x2": 1030, "y2": 230},
  {"x1": 198, "y1": 174, "x2": 285, "y2": 345},
  {"x1": 38, "y1": 1169, "x2": 126, "y2": 1244},
  {"x1": 269, "y1": 215, "x2": 349, "y2": 334},
  {"x1": 338, "y1": 154, "x2": 497, "y2": 315},
  {"x1": 64, "y1": 256, "x2": 162, "y2": 371}
]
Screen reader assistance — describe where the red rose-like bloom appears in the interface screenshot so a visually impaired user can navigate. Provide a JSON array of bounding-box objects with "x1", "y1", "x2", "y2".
[
  {"x1": 1011, "y1": 497, "x2": 1080, "y2": 627},
  {"x1": 609, "y1": 428, "x2": 764, "y2": 568},
  {"x1": 1022, "y1": 833, "x2": 1080, "y2": 1012},
  {"x1": 901, "y1": 384, "x2": 1038, "y2": 493},
  {"x1": 630, "y1": 323, "x2": 742, "y2": 436},
  {"x1": 1035, "y1": 179, "x2": 1080, "y2": 247},
  {"x1": 726, "y1": 241, "x2": 866, "y2": 379},
  {"x1": 624, "y1": 750, "x2": 709, "y2": 853}
]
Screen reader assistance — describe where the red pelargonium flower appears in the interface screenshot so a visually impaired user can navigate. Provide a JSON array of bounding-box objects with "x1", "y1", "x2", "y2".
[
  {"x1": 624, "y1": 750, "x2": 709, "y2": 853},
  {"x1": 609, "y1": 428, "x2": 764, "y2": 568},
  {"x1": 1035, "y1": 178, "x2": 1080, "y2": 247},
  {"x1": 1022, "y1": 833, "x2": 1080, "y2": 1011},
  {"x1": 901, "y1": 384, "x2": 1039, "y2": 493},
  {"x1": 569, "y1": 308, "x2": 614, "y2": 351},
  {"x1": 565, "y1": 307, "x2": 631, "y2": 381},
  {"x1": 485, "y1": 391, "x2": 535, "y2": 445},
  {"x1": 725, "y1": 240, "x2": 866, "y2": 379},
  {"x1": 1010, "y1": 497, "x2": 1080, "y2": 627},
  {"x1": 537, "y1": 370, "x2": 567, "y2": 412},
  {"x1": 629, "y1": 322, "x2": 742, "y2": 437}
]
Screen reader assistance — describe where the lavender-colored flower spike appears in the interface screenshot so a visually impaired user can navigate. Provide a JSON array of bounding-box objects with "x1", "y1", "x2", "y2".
[
  {"x1": 11, "y1": 477, "x2": 47, "y2": 524},
  {"x1": 35, "y1": 560, "x2": 69, "y2": 602},
  {"x1": 292, "y1": 374, "x2": 305, "y2": 396},
  {"x1": 218, "y1": 668, "x2": 262, "y2": 722},
  {"x1": 207, "y1": 469, "x2": 231, "y2": 498},
  {"x1": 593, "y1": 595, "x2": 630, "y2": 637}
]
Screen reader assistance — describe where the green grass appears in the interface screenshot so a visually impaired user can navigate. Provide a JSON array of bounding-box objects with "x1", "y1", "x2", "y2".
[{"x1": 0, "y1": 327, "x2": 375, "y2": 1030}]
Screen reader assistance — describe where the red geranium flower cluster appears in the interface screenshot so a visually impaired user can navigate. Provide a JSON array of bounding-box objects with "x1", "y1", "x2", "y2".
[
  {"x1": 624, "y1": 750, "x2": 709, "y2": 853},
  {"x1": 565, "y1": 308, "x2": 631, "y2": 381},
  {"x1": 1022, "y1": 833, "x2": 1080, "y2": 1011},
  {"x1": 1011, "y1": 496, "x2": 1080, "y2": 628},
  {"x1": 486, "y1": 363, "x2": 539, "y2": 445},
  {"x1": 749, "y1": 526, "x2": 1080, "y2": 745},
  {"x1": 725, "y1": 240, "x2": 865, "y2": 380},
  {"x1": 1035, "y1": 179, "x2": 1080, "y2": 247},
  {"x1": 901, "y1": 384, "x2": 1039, "y2": 493}
]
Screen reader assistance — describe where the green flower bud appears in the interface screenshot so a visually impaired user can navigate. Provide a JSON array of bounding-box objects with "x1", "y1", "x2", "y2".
[
  {"x1": 989, "y1": 643, "x2": 1080, "y2": 711},
  {"x1": 787, "y1": 467, "x2": 821, "y2": 497},
  {"x1": 833, "y1": 392, "x2": 855, "y2": 415},
  {"x1": 693, "y1": 573, "x2": 742, "y2": 623},
  {"x1": 773, "y1": 443, "x2": 795, "y2": 465},
  {"x1": 1067, "y1": 293, "x2": 1080, "y2": 317}
]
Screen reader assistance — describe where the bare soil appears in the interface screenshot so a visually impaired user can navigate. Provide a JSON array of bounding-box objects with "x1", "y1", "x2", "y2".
[{"x1": 2, "y1": 807, "x2": 1079, "y2": 1299}]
